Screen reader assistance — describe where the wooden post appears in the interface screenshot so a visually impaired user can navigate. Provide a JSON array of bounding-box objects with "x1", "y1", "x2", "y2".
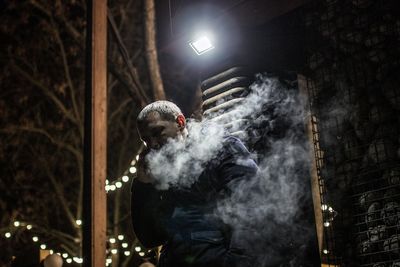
[{"x1": 83, "y1": 1, "x2": 107, "y2": 267}]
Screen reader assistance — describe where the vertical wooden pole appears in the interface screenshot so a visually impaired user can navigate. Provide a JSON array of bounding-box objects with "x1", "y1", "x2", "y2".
[{"x1": 83, "y1": 1, "x2": 107, "y2": 267}]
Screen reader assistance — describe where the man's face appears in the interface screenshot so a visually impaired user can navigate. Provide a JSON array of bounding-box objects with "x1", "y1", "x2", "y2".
[{"x1": 138, "y1": 111, "x2": 184, "y2": 150}]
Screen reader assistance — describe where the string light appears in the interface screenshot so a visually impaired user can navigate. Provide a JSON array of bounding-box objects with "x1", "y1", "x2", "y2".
[
  {"x1": 109, "y1": 185, "x2": 116, "y2": 191},
  {"x1": 40, "y1": 244, "x2": 47, "y2": 249},
  {"x1": 26, "y1": 224, "x2": 32, "y2": 230},
  {"x1": 5, "y1": 232, "x2": 11, "y2": 238},
  {"x1": 115, "y1": 182, "x2": 122, "y2": 188},
  {"x1": 32, "y1": 236, "x2": 39, "y2": 242},
  {"x1": 323, "y1": 222, "x2": 330, "y2": 227},
  {"x1": 136, "y1": 155, "x2": 139, "y2": 161},
  {"x1": 62, "y1": 253, "x2": 68, "y2": 258},
  {"x1": 109, "y1": 238, "x2": 116, "y2": 244},
  {"x1": 76, "y1": 220, "x2": 82, "y2": 226},
  {"x1": 73, "y1": 257, "x2": 83, "y2": 263},
  {"x1": 66, "y1": 258, "x2": 72, "y2": 264},
  {"x1": 321, "y1": 204, "x2": 328, "y2": 211},
  {"x1": 124, "y1": 251, "x2": 130, "y2": 256},
  {"x1": 139, "y1": 252, "x2": 145, "y2": 257},
  {"x1": 14, "y1": 221, "x2": 20, "y2": 227},
  {"x1": 111, "y1": 249, "x2": 118, "y2": 254},
  {"x1": 122, "y1": 176, "x2": 129, "y2": 182},
  {"x1": 118, "y1": 235, "x2": 124, "y2": 240},
  {"x1": 122, "y1": 243, "x2": 128, "y2": 248},
  {"x1": 135, "y1": 246, "x2": 141, "y2": 252},
  {"x1": 49, "y1": 250, "x2": 54, "y2": 254},
  {"x1": 129, "y1": 167, "x2": 137, "y2": 174},
  {"x1": 323, "y1": 249, "x2": 329, "y2": 254}
]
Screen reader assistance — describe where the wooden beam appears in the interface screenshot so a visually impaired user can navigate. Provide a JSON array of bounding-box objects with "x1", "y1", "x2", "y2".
[{"x1": 83, "y1": 0, "x2": 107, "y2": 267}]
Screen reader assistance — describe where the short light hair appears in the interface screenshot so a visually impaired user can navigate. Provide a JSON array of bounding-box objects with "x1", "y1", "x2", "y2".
[{"x1": 137, "y1": 100, "x2": 183, "y2": 123}]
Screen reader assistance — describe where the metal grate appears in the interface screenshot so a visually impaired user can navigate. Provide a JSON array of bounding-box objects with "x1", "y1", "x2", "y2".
[{"x1": 305, "y1": 0, "x2": 400, "y2": 266}]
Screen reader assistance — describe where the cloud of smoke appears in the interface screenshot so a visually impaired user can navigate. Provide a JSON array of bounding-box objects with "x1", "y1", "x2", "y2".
[{"x1": 145, "y1": 73, "x2": 317, "y2": 265}]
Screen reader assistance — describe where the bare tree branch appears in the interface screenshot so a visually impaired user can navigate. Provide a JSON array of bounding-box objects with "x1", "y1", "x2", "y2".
[{"x1": 10, "y1": 61, "x2": 79, "y2": 125}]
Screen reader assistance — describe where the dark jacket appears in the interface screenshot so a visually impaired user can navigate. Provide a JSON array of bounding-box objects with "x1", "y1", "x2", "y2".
[{"x1": 131, "y1": 136, "x2": 258, "y2": 267}]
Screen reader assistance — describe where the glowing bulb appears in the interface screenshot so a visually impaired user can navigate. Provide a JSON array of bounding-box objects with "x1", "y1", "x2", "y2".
[
  {"x1": 73, "y1": 257, "x2": 83, "y2": 263},
  {"x1": 40, "y1": 244, "x2": 46, "y2": 249},
  {"x1": 136, "y1": 155, "x2": 139, "y2": 161},
  {"x1": 129, "y1": 167, "x2": 137, "y2": 174},
  {"x1": 110, "y1": 185, "x2": 116, "y2": 191},
  {"x1": 122, "y1": 243, "x2": 128, "y2": 248},
  {"x1": 111, "y1": 249, "x2": 118, "y2": 254},
  {"x1": 105, "y1": 185, "x2": 110, "y2": 191},
  {"x1": 115, "y1": 182, "x2": 122, "y2": 188},
  {"x1": 328, "y1": 207, "x2": 334, "y2": 212},
  {"x1": 66, "y1": 258, "x2": 72, "y2": 263},
  {"x1": 32, "y1": 236, "x2": 39, "y2": 242},
  {"x1": 321, "y1": 204, "x2": 328, "y2": 211},
  {"x1": 139, "y1": 252, "x2": 145, "y2": 257},
  {"x1": 189, "y1": 36, "x2": 214, "y2": 55},
  {"x1": 130, "y1": 159, "x2": 136, "y2": 165},
  {"x1": 14, "y1": 221, "x2": 20, "y2": 227},
  {"x1": 106, "y1": 258, "x2": 112, "y2": 264},
  {"x1": 49, "y1": 250, "x2": 54, "y2": 254},
  {"x1": 118, "y1": 235, "x2": 124, "y2": 240},
  {"x1": 106, "y1": 179, "x2": 109, "y2": 185},
  {"x1": 124, "y1": 251, "x2": 130, "y2": 256},
  {"x1": 5, "y1": 232, "x2": 11, "y2": 238},
  {"x1": 135, "y1": 246, "x2": 141, "y2": 252},
  {"x1": 26, "y1": 224, "x2": 32, "y2": 230},
  {"x1": 324, "y1": 222, "x2": 330, "y2": 227},
  {"x1": 62, "y1": 253, "x2": 68, "y2": 258},
  {"x1": 323, "y1": 249, "x2": 329, "y2": 254},
  {"x1": 109, "y1": 238, "x2": 116, "y2": 244},
  {"x1": 76, "y1": 219, "x2": 82, "y2": 226},
  {"x1": 122, "y1": 176, "x2": 129, "y2": 182}
]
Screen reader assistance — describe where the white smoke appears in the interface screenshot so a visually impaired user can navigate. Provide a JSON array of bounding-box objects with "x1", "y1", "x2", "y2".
[{"x1": 145, "y1": 74, "x2": 317, "y2": 265}]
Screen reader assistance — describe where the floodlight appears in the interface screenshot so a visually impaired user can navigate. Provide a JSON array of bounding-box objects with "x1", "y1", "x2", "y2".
[{"x1": 189, "y1": 36, "x2": 214, "y2": 55}]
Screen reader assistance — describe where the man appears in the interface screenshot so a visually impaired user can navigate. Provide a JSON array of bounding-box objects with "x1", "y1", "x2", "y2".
[{"x1": 131, "y1": 100, "x2": 258, "y2": 267}]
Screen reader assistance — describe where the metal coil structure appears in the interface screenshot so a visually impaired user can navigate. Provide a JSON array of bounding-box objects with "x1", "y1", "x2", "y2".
[
  {"x1": 305, "y1": 0, "x2": 400, "y2": 266},
  {"x1": 201, "y1": 66, "x2": 253, "y2": 139}
]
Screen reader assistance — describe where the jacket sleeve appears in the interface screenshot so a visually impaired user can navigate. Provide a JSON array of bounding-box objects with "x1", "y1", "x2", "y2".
[
  {"x1": 213, "y1": 136, "x2": 258, "y2": 192},
  {"x1": 131, "y1": 179, "x2": 167, "y2": 248}
]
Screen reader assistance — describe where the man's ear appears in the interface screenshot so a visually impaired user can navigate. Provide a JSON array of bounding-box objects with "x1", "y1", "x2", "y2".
[{"x1": 176, "y1": 114, "x2": 186, "y2": 129}]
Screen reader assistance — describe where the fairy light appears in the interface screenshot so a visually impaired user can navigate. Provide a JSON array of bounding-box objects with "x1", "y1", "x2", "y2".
[
  {"x1": 115, "y1": 182, "x2": 122, "y2": 188},
  {"x1": 14, "y1": 221, "x2": 20, "y2": 227},
  {"x1": 139, "y1": 252, "x2": 145, "y2": 257},
  {"x1": 26, "y1": 224, "x2": 32, "y2": 230},
  {"x1": 118, "y1": 235, "x2": 124, "y2": 240},
  {"x1": 66, "y1": 258, "x2": 72, "y2": 264},
  {"x1": 134, "y1": 246, "x2": 141, "y2": 252},
  {"x1": 109, "y1": 238, "x2": 116, "y2": 244},
  {"x1": 136, "y1": 155, "x2": 139, "y2": 161},
  {"x1": 76, "y1": 219, "x2": 82, "y2": 226},
  {"x1": 32, "y1": 236, "x2": 39, "y2": 242},
  {"x1": 106, "y1": 179, "x2": 109, "y2": 185},
  {"x1": 323, "y1": 249, "x2": 329, "y2": 254},
  {"x1": 109, "y1": 185, "x2": 116, "y2": 191},
  {"x1": 73, "y1": 257, "x2": 83, "y2": 263},
  {"x1": 111, "y1": 249, "x2": 118, "y2": 254},
  {"x1": 122, "y1": 243, "x2": 128, "y2": 248},
  {"x1": 124, "y1": 251, "x2": 130, "y2": 256},
  {"x1": 328, "y1": 207, "x2": 334, "y2": 212},
  {"x1": 62, "y1": 253, "x2": 68, "y2": 258},
  {"x1": 122, "y1": 176, "x2": 129, "y2": 182},
  {"x1": 324, "y1": 221, "x2": 330, "y2": 227},
  {"x1": 321, "y1": 204, "x2": 328, "y2": 211},
  {"x1": 5, "y1": 232, "x2": 11, "y2": 238},
  {"x1": 49, "y1": 250, "x2": 54, "y2": 254},
  {"x1": 129, "y1": 167, "x2": 137, "y2": 174}
]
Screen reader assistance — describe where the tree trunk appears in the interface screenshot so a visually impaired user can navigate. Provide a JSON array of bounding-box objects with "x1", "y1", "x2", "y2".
[{"x1": 144, "y1": 0, "x2": 166, "y2": 100}]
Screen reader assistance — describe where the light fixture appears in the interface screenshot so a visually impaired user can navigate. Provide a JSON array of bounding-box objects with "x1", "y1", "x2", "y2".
[
  {"x1": 40, "y1": 244, "x2": 47, "y2": 249},
  {"x1": 115, "y1": 182, "x2": 122, "y2": 188},
  {"x1": 139, "y1": 252, "x2": 145, "y2": 257},
  {"x1": 129, "y1": 167, "x2": 137, "y2": 174},
  {"x1": 109, "y1": 238, "x2": 116, "y2": 244},
  {"x1": 118, "y1": 235, "x2": 124, "y2": 240},
  {"x1": 26, "y1": 224, "x2": 32, "y2": 230},
  {"x1": 122, "y1": 176, "x2": 129, "y2": 182},
  {"x1": 14, "y1": 221, "x2": 20, "y2": 227},
  {"x1": 76, "y1": 219, "x2": 82, "y2": 226},
  {"x1": 111, "y1": 249, "x2": 118, "y2": 254},
  {"x1": 122, "y1": 243, "x2": 128, "y2": 248},
  {"x1": 134, "y1": 246, "x2": 141, "y2": 252},
  {"x1": 66, "y1": 258, "x2": 72, "y2": 264},
  {"x1": 189, "y1": 36, "x2": 214, "y2": 55},
  {"x1": 5, "y1": 232, "x2": 11, "y2": 238},
  {"x1": 124, "y1": 251, "x2": 130, "y2": 256},
  {"x1": 32, "y1": 236, "x2": 39, "y2": 242}
]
